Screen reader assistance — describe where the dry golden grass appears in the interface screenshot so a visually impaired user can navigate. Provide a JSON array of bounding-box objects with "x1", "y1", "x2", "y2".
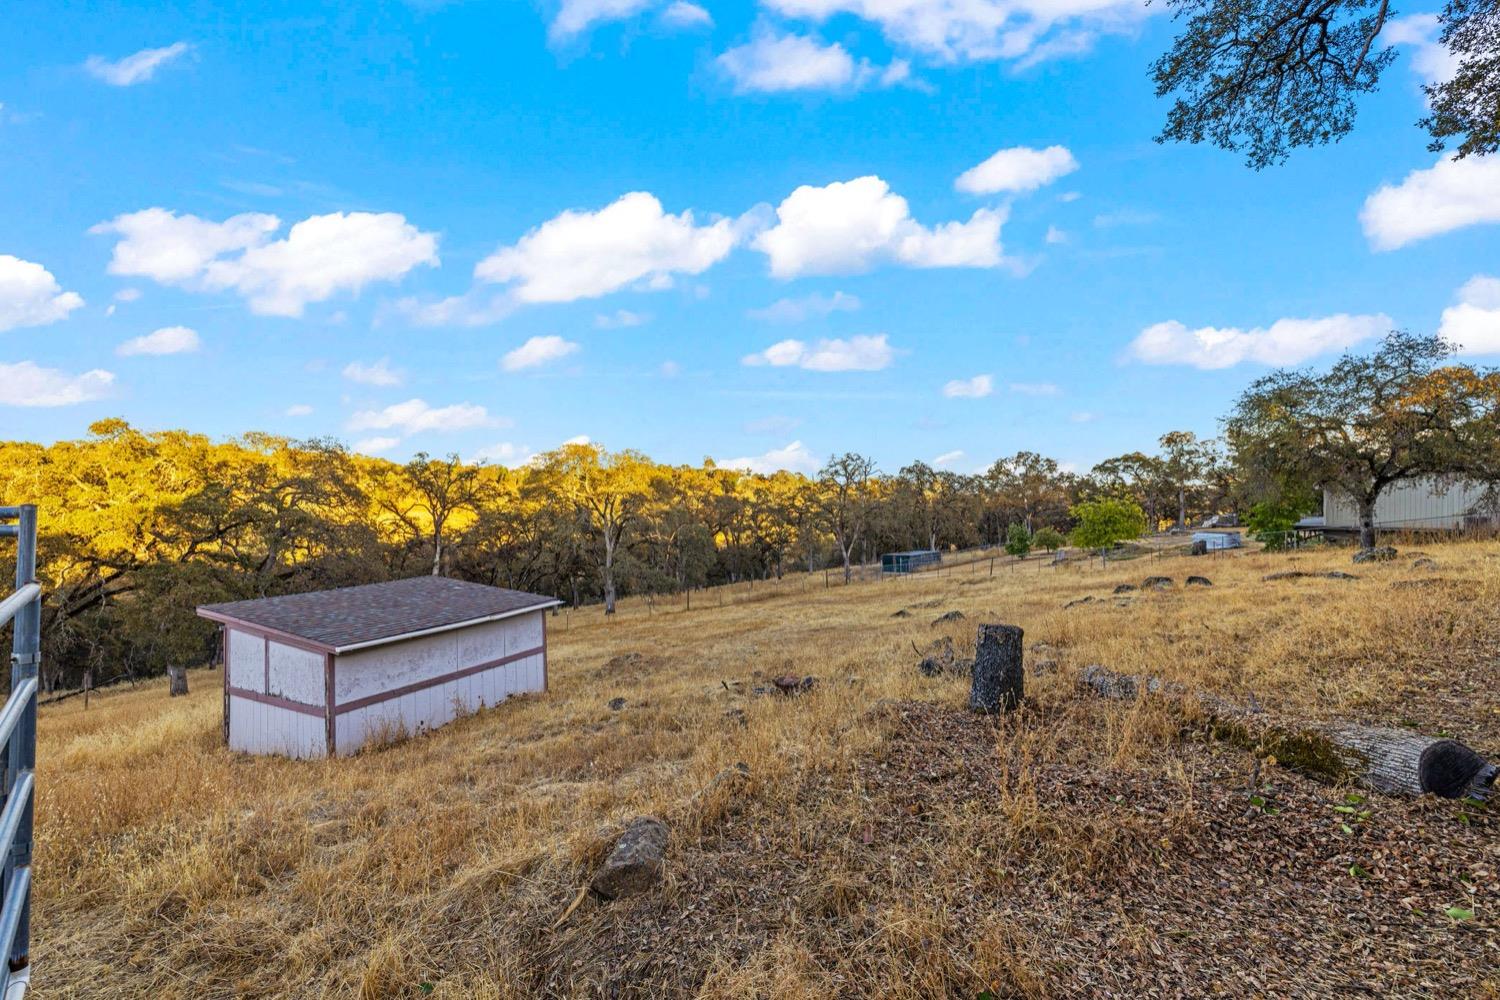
[{"x1": 30, "y1": 540, "x2": 1500, "y2": 997}]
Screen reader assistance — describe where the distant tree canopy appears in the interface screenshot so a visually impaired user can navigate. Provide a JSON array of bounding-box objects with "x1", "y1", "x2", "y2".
[
  {"x1": 1226, "y1": 332, "x2": 1500, "y2": 548},
  {"x1": 1153, "y1": 0, "x2": 1500, "y2": 164},
  {"x1": 1069, "y1": 498, "x2": 1149, "y2": 553}
]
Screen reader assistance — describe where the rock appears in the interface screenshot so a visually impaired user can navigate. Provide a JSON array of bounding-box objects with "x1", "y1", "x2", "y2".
[
  {"x1": 917, "y1": 636, "x2": 968, "y2": 678},
  {"x1": 608, "y1": 697, "x2": 626, "y2": 711},
  {"x1": 1391, "y1": 578, "x2": 1445, "y2": 590},
  {"x1": 773, "y1": 674, "x2": 816, "y2": 694},
  {"x1": 1412, "y1": 557, "x2": 1439, "y2": 570},
  {"x1": 890, "y1": 608, "x2": 912, "y2": 618},
  {"x1": 1353, "y1": 546, "x2": 1398, "y2": 564},
  {"x1": 1190, "y1": 540, "x2": 1208, "y2": 556},
  {"x1": 1113, "y1": 584, "x2": 1137, "y2": 594},
  {"x1": 931, "y1": 610, "x2": 966, "y2": 626},
  {"x1": 722, "y1": 707, "x2": 747, "y2": 726},
  {"x1": 1030, "y1": 658, "x2": 1058, "y2": 676},
  {"x1": 1142, "y1": 576, "x2": 1174, "y2": 589},
  {"x1": 591, "y1": 817, "x2": 668, "y2": 900},
  {"x1": 1064, "y1": 596, "x2": 1097, "y2": 609},
  {"x1": 1263, "y1": 570, "x2": 1359, "y2": 582},
  {"x1": 604, "y1": 651, "x2": 645, "y2": 670},
  {"x1": 1186, "y1": 575, "x2": 1213, "y2": 587},
  {"x1": 1325, "y1": 571, "x2": 1360, "y2": 580}
]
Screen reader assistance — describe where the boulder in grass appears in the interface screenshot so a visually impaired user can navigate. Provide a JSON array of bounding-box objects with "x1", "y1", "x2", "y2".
[
  {"x1": 1113, "y1": 584, "x2": 1137, "y2": 594},
  {"x1": 1186, "y1": 575, "x2": 1213, "y2": 587},
  {"x1": 1063, "y1": 596, "x2": 1097, "y2": 609},
  {"x1": 608, "y1": 697, "x2": 626, "y2": 711},
  {"x1": 1142, "y1": 576, "x2": 1174, "y2": 589},
  {"x1": 1412, "y1": 557, "x2": 1439, "y2": 571},
  {"x1": 931, "y1": 610, "x2": 966, "y2": 626},
  {"x1": 1353, "y1": 546, "x2": 1398, "y2": 564},
  {"x1": 592, "y1": 817, "x2": 669, "y2": 900}
]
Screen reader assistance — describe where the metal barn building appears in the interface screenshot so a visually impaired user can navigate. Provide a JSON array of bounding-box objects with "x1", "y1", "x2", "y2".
[
  {"x1": 1316, "y1": 478, "x2": 1497, "y2": 535},
  {"x1": 197, "y1": 576, "x2": 560, "y2": 758}
]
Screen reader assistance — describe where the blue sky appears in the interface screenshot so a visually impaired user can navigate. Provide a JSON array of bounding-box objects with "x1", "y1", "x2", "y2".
[{"x1": 2, "y1": 0, "x2": 1498, "y2": 475}]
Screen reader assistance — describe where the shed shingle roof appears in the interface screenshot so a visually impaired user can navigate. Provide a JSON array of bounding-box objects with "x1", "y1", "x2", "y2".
[{"x1": 197, "y1": 576, "x2": 559, "y2": 652}]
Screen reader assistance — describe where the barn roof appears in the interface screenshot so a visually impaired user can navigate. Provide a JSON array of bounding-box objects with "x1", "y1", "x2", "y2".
[{"x1": 197, "y1": 576, "x2": 560, "y2": 653}]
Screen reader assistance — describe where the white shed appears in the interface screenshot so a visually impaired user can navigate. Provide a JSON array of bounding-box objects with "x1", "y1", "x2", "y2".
[
  {"x1": 197, "y1": 577, "x2": 560, "y2": 758},
  {"x1": 1321, "y1": 478, "x2": 1498, "y2": 534}
]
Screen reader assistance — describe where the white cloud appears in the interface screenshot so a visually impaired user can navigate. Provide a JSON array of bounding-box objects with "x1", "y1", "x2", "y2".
[
  {"x1": 742, "y1": 333, "x2": 895, "y2": 371},
  {"x1": 394, "y1": 290, "x2": 515, "y2": 328},
  {"x1": 114, "y1": 288, "x2": 142, "y2": 302},
  {"x1": 748, "y1": 290, "x2": 861, "y2": 323},
  {"x1": 469, "y1": 441, "x2": 536, "y2": 466},
  {"x1": 347, "y1": 398, "x2": 498, "y2": 435},
  {"x1": 753, "y1": 175, "x2": 1006, "y2": 277},
  {"x1": 1128, "y1": 313, "x2": 1390, "y2": 369},
  {"x1": 762, "y1": 0, "x2": 1147, "y2": 66},
  {"x1": 502, "y1": 335, "x2": 581, "y2": 371},
  {"x1": 92, "y1": 208, "x2": 438, "y2": 316},
  {"x1": 354, "y1": 436, "x2": 401, "y2": 455},
  {"x1": 0, "y1": 362, "x2": 114, "y2": 406},
  {"x1": 955, "y1": 145, "x2": 1078, "y2": 195},
  {"x1": 1438, "y1": 275, "x2": 1500, "y2": 356},
  {"x1": 1093, "y1": 208, "x2": 1158, "y2": 228},
  {"x1": 718, "y1": 31, "x2": 908, "y2": 93},
  {"x1": 1361, "y1": 155, "x2": 1500, "y2": 251},
  {"x1": 661, "y1": 1, "x2": 713, "y2": 27},
  {"x1": 343, "y1": 359, "x2": 403, "y2": 386},
  {"x1": 1008, "y1": 381, "x2": 1058, "y2": 395},
  {"x1": 562, "y1": 434, "x2": 593, "y2": 446},
  {"x1": 942, "y1": 373, "x2": 993, "y2": 398},
  {"x1": 595, "y1": 308, "x2": 649, "y2": 328},
  {"x1": 933, "y1": 449, "x2": 965, "y2": 466},
  {"x1": 84, "y1": 42, "x2": 191, "y2": 86},
  {"x1": 1069, "y1": 410, "x2": 1095, "y2": 423},
  {"x1": 116, "y1": 325, "x2": 200, "y2": 356},
  {"x1": 285, "y1": 403, "x2": 314, "y2": 417},
  {"x1": 475, "y1": 192, "x2": 737, "y2": 303},
  {"x1": 0, "y1": 255, "x2": 84, "y2": 332},
  {"x1": 1045, "y1": 225, "x2": 1067, "y2": 244},
  {"x1": 1383, "y1": 15, "x2": 1460, "y2": 86},
  {"x1": 551, "y1": 0, "x2": 656, "y2": 37},
  {"x1": 718, "y1": 440, "x2": 821, "y2": 474}
]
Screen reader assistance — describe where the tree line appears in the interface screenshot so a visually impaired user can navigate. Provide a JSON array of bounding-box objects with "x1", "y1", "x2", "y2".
[{"x1": 2, "y1": 332, "x2": 1496, "y2": 690}]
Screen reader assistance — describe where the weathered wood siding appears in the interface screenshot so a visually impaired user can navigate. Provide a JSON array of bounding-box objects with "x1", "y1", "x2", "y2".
[
  {"x1": 331, "y1": 612, "x2": 546, "y2": 756},
  {"x1": 225, "y1": 627, "x2": 328, "y2": 758},
  {"x1": 227, "y1": 693, "x2": 327, "y2": 759}
]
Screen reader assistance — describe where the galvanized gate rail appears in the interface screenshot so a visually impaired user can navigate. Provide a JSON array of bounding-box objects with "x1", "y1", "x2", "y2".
[{"x1": 0, "y1": 506, "x2": 38, "y2": 996}]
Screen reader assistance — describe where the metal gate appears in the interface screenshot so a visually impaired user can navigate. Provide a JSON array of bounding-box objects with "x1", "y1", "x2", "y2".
[{"x1": 0, "y1": 506, "x2": 38, "y2": 996}]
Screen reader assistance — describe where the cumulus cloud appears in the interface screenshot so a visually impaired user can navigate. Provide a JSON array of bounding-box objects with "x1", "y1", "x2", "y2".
[
  {"x1": 753, "y1": 176, "x2": 1006, "y2": 278},
  {"x1": 0, "y1": 255, "x2": 84, "y2": 332},
  {"x1": 1383, "y1": 14, "x2": 1460, "y2": 86},
  {"x1": 718, "y1": 30, "x2": 909, "y2": 93},
  {"x1": 502, "y1": 335, "x2": 581, "y2": 371},
  {"x1": 661, "y1": 1, "x2": 713, "y2": 27},
  {"x1": 475, "y1": 192, "x2": 737, "y2": 303},
  {"x1": 550, "y1": 0, "x2": 656, "y2": 37},
  {"x1": 955, "y1": 145, "x2": 1078, "y2": 194},
  {"x1": 354, "y1": 436, "x2": 401, "y2": 455},
  {"x1": 469, "y1": 441, "x2": 537, "y2": 466},
  {"x1": 394, "y1": 290, "x2": 515, "y2": 328},
  {"x1": 116, "y1": 325, "x2": 200, "y2": 356},
  {"x1": 762, "y1": 0, "x2": 1148, "y2": 66},
  {"x1": 718, "y1": 440, "x2": 821, "y2": 474},
  {"x1": 91, "y1": 208, "x2": 438, "y2": 316},
  {"x1": 84, "y1": 42, "x2": 191, "y2": 86},
  {"x1": 942, "y1": 373, "x2": 993, "y2": 398},
  {"x1": 1361, "y1": 155, "x2": 1500, "y2": 251},
  {"x1": 933, "y1": 449, "x2": 965, "y2": 466},
  {"x1": 1045, "y1": 225, "x2": 1067, "y2": 244},
  {"x1": 347, "y1": 398, "x2": 497, "y2": 435},
  {"x1": 1438, "y1": 275, "x2": 1500, "y2": 356},
  {"x1": 748, "y1": 290, "x2": 861, "y2": 323},
  {"x1": 742, "y1": 333, "x2": 895, "y2": 371},
  {"x1": 343, "y1": 359, "x2": 403, "y2": 386},
  {"x1": 0, "y1": 362, "x2": 114, "y2": 406},
  {"x1": 1128, "y1": 313, "x2": 1391, "y2": 369}
]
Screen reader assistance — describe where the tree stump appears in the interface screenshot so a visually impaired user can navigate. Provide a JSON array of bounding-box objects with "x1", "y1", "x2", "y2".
[
  {"x1": 167, "y1": 665, "x2": 188, "y2": 697},
  {"x1": 970, "y1": 623, "x2": 1023, "y2": 713}
]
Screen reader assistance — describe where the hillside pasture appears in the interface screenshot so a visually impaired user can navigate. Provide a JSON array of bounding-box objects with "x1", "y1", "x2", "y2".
[{"x1": 30, "y1": 541, "x2": 1500, "y2": 997}]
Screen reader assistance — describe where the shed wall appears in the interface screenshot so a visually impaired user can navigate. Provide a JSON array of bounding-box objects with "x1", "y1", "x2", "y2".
[
  {"x1": 227, "y1": 694, "x2": 326, "y2": 759},
  {"x1": 226, "y1": 627, "x2": 264, "y2": 691},
  {"x1": 1324, "y1": 479, "x2": 1494, "y2": 530}
]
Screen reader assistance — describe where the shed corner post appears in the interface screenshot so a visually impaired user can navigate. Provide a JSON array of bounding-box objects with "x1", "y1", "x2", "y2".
[
  {"x1": 542, "y1": 609, "x2": 549, "y2": 693},
  {"x1": 324, "y1": 651, "x2": 336, "y2": 759},
  {"x1": 220, "y1": 625, "x2": 229, "y2": 747}
]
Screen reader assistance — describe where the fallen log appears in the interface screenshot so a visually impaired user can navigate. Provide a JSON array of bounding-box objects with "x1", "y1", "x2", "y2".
[{"x1": 1078, "y1": 665, "x2": 1496, "y2": 801}]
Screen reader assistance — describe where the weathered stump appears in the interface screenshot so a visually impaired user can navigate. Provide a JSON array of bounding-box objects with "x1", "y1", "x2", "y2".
[
  {"x1": 1190, "y1": 540, "x2": 1208, "y2": 556},
  {"x1": 167, "y1": 665, "x2": 188, "y2": 697},
  {"x1": 591, "y1": 816, "x2": 669, "y2": 900},
  {"x1": 970, "y1": 623, "x2": 1023, "y2": 713}
]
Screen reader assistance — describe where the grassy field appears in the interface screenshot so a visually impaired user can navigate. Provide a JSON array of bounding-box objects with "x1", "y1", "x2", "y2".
[{"x1": 30, "y1": 540, "x2": 1500, "y2": 998}]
